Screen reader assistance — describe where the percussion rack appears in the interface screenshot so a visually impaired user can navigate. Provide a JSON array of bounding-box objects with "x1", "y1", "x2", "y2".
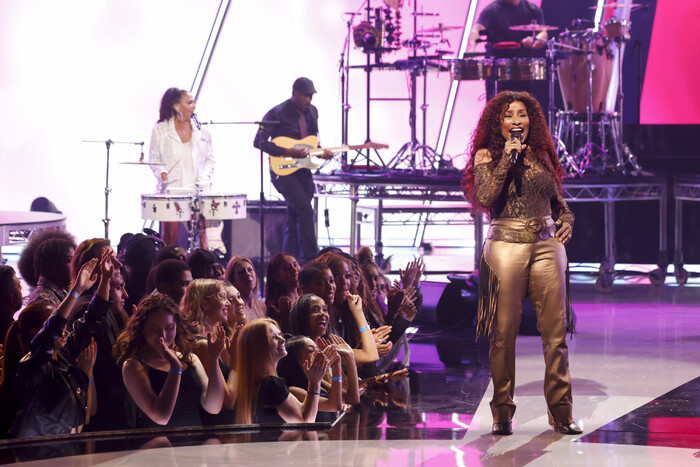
[{"x1": 340, "y1": 0, "x2": 448, "y2": 174}]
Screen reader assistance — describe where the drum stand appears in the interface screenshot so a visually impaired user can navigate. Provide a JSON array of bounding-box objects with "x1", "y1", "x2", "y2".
[
  {"x1": 387, "y1": 53, "x2": 442, "y2": 171},
  {"x1": 546, "y1": 41, "x2": 582, "y2": 177},
  {"x1": 387, "y1": 0, "x2": 442, "y2": 172},
  {"x1": 610, "y1": 38, "x2": 641, "y2": 174},
  {"x1": 83, "y1": 139, "x2": 144, "y2": 239}
]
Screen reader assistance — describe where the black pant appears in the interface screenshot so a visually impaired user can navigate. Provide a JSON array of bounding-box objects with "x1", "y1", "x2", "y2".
[{"x1": 271, "y1": 169, "x2": 317, "y2": 264}]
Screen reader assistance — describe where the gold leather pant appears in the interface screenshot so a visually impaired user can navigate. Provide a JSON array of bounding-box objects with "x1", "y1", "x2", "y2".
[{"x1": 482, "y1": 216, "x2": 574, "y2": 425}]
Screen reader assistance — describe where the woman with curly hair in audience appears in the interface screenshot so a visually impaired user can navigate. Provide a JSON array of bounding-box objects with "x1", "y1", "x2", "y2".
[{"x1": 115, "y1": 293, "x2": 225, "y2": 428}]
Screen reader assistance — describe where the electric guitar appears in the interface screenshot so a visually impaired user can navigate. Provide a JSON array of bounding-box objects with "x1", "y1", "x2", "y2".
[{"x1": 270, "y1": 135, "x2": 388, "y2": 176}]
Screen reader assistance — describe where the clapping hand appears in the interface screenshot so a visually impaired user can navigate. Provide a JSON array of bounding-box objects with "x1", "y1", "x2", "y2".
[
  {"x1": 399, "y1": 258, "x2": 424, "y2": 289},
  {"x1": 76, "y1": 337, "x2": 98, "y2": 379},
  {"x1": 226, "y1": 322, "x2": 244, "y2": 362},
  {"x1": 72, "y1": 258, "x2": 99, "y2": 294},
  {"x1": 302, "y1": 350, "x2": 329, "y2": 385},
  {"x1": 321, "y1": 342, "x2": 340, "y2": 368},
  {"x1": 207, "y1": 323, "x2": 228, "y2": 361},
  {"x1": 372, "y1": 326, "x2": 393, "y2": 357}
]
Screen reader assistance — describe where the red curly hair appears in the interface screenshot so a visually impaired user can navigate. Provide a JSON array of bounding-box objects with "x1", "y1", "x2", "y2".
[{"x1": 461, "y1": 91, "x2": 564, "y2": 214}]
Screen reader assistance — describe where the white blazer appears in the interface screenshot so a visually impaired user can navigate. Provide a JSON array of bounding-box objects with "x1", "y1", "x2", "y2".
[{"x1": 148, "y1": 118, "x2": 215, "y2": 193}]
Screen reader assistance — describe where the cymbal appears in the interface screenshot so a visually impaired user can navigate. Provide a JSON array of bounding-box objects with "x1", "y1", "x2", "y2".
[
  {"x1": 589, "y1": 2, "x2": 642, "y2": 9},
  {"x1": 419, "y1": 24, "x2": 462, "y2": 33},
  {"x1": 509, "y1": 24, "x2": 559, "y2": 32},
  {"x1": 119, "y1": 160, "x2": 164, "y2": 166}
]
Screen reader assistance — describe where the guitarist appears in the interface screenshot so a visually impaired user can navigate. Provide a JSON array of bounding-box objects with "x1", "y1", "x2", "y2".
[{"x1": 253, "y1": 77, "x2": 332, "y2": 264}]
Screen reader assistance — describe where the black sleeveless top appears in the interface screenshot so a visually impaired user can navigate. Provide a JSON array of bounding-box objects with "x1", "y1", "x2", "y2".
[
  {"x1": 200, "y1": 358, "x2": 235, "y2": 425},
  {"x1": 140, "y1": 361, "x2": 203, "y2": 428}
]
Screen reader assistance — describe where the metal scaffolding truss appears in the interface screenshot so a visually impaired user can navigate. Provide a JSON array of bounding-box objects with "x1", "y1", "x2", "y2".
[
  {"x1": 378, "y1": 209, "x2": 475, "y2": 227},
  {"x1": 562, "y1": 182, "x2": 666, "y2": 202},
  {"x1": 674, "y1": 181, "x2": 700, "y2": 201},
  {"x1": 315, "y1": 180, "x2": 466, "y2": 202}
]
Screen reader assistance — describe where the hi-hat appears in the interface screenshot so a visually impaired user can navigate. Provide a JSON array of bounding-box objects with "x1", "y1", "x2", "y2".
[
  {"x1": 419, "y1": 24, "x2": 462, "y2": 33},
  {"x1": 510, "y1": 24, "x2": 559, "y2": 32},
  {"x1": 589, "y1": 2, "x2": 642, "y2": 9}
]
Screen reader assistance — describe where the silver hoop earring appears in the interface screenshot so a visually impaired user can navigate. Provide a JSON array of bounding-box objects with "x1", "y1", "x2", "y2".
[{"x1": 176, "y1": 111, "x2": 184, "y2": 121}]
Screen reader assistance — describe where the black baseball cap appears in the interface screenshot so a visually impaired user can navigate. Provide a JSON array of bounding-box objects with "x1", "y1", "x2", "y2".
[{"x1": 292, "y1": 77, "x2": 317, "y2": 95}]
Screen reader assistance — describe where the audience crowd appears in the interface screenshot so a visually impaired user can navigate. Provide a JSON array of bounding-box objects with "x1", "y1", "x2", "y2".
[{"x1": 0, "y1": 229, "x2": 424, "y2": 438}]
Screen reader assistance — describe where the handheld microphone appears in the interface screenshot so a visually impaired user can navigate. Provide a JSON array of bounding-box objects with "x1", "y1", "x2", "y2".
[
  {"x1": 509, "y1": 128, "x2": 523, "y2": 164},
  {"x1": 192, "y1": 113, "x2": 201, "y2": 130}
]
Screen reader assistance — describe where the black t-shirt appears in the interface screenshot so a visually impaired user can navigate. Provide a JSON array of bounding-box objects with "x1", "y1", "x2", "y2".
[
  {"x1": 255, "y1": 375, "x2": 289, "y2": 424},
  {"x1": 477, "y1": 0, "x2": 545, "y2": 58}
]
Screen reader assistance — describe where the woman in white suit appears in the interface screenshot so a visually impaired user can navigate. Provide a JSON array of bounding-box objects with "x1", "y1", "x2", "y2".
[{"x1": 148, "y1": 88, "x2": 215, "y2": 246}]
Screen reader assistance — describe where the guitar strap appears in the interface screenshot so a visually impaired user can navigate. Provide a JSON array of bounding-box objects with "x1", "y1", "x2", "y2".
[{"x1": 298, "y1": 112, "x2": 309, "y2": 138}]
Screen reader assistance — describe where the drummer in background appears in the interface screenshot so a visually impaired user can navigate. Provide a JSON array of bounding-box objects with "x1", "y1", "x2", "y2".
[
  {"x1": 148, "y1": 88, "x2": 215, "y2": 248},
  {"x1": 467, "y1": 0, "x2": 548, "y2": 107}
]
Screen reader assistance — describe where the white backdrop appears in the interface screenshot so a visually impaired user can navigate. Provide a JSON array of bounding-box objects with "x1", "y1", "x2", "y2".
[{"x1": 0, "y1": 0, "x2": 488, "y2": 245}]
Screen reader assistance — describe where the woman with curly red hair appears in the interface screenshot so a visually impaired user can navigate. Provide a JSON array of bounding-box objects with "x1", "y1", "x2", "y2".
[{"x1": 462, "y1": 91, "x2": 580, "y2": 436}]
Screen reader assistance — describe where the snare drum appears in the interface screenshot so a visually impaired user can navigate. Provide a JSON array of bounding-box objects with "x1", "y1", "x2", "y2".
[
  {"x1": 556, "y1": 30, "x2": 613, "y2": 113},
  {"x1": 449, "y1": 58, "x2": 493, "y2": 81},
  {"x1": 495, "y1": 58, "x2": 546, "y2": 81},
  {"x1": 198, "y1": 193, "x2": 247, "y2": 220},
  {"x1": 141, "y1": 194, "x2": 193, "y2": 222},
  {"x1": 602, "y1": 19, "x2": 631, "y2": 41}
]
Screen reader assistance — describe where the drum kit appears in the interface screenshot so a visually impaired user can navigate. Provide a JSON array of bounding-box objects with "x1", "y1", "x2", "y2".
[{"x1": 447, "y1": 3, "x2": 644, "y2": 177}]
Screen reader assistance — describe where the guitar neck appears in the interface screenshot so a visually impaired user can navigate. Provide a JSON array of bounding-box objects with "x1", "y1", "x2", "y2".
[{"x1": 309, "y1": 144, "x2": 368, "y2": 156}]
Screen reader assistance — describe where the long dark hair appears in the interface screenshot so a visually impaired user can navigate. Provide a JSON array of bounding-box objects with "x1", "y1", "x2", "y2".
[
  {"x1": 158, "y1": 88, "x2": 186, "y2": 123},
  {"x1": 114, "y1": 293, "x2": 196, "y2": 365},
  {"x1": 461, "y1": 91, "x2": 563, "y2": 214},
  {"x1": 264, "y1": 253, "x2": 299, "y2": 313},
  {"x1": 290, "y1": 293, "x2": 317, "y2": 337}
]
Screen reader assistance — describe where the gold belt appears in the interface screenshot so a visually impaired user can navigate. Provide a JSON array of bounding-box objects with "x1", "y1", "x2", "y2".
[{"x1": 488, "y1": 217, "x2": 554, "y2": 243}]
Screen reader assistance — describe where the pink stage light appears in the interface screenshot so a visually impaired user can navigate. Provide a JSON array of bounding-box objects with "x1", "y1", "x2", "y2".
[{"x1": 640, "y1": 0, "x2": 700, "y2": 124}]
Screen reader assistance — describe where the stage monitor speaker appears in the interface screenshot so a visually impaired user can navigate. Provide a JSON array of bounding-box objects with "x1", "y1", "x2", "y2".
[
  {"x1": 433, "y1": 273, "x2": 540, "y2": 336},
  {"x1": 224, "y1": 201, "x2": 286, "y2": 262}
]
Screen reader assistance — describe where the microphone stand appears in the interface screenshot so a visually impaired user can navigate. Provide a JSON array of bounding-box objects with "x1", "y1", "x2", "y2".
[
  {"x1": 203, "y1": 119, "x2": 279, "y2": 292},
  {"x1": 83, "y1": 139, "x2": 144, "y2": 239}
]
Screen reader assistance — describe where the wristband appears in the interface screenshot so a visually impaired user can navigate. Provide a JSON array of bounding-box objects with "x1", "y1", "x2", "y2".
[
  {"x1": 359, "y1": 325, "x2": 370, "y2": 332},
  {"x1": 309, "y1": 390, "x2": 321, "y2": 396},
  {"x1": 169, "y1": 367, "x2": 182, "y2": 375},
  {"x1": 415, "y1": 284, "x2": 421, "y2": 290},
  {"x1": 332, "y1": 376, "x2": 342, "y2": 382},
  {"x1": 70, "y1": 290, "x2": 81, "y2": 300}
]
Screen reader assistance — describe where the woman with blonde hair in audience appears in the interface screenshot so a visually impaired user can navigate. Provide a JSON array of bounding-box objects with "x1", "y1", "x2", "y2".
[
  {"x1": 181, "y1": 278, "x2": 238, "y2": 425},
  {"x1": 235, "y1": 318, "x2": 330, "y2": 424},
  {"x1": 225, "y1": 256, "x2": 266, "y2": 321}
]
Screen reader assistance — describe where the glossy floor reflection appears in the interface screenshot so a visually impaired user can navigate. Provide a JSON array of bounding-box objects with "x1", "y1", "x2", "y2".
[{"x1": 2, "y1": 279, "x2": 700, "y2": 465}]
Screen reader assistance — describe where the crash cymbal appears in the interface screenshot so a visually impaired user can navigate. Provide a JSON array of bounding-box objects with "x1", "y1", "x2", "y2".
[
  {"x1": 119, "y1": 160, "x2": 164, "y2": 166},
  {"x1": 509, "y1": 24, "x2": 559, "y2": 32},
  {"x1": 419, "y1": 24, "x2": 462, "y2": 33},
  {"x1": 589, "y1": 2, "x2": 642, "y2": 9}
]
